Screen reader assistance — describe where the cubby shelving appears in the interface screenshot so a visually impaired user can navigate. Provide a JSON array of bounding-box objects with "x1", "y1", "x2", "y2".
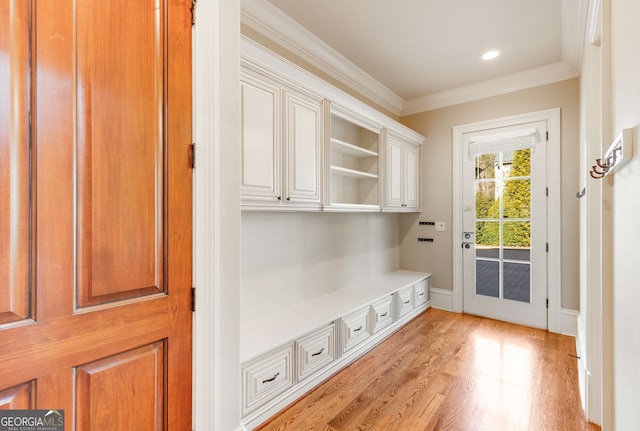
[{"x1": 327, "y1": 109, "x2": 382, "y2": 210}]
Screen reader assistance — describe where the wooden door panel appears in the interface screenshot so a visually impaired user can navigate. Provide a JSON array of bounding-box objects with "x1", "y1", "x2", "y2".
[
  {"x1": 0, "y1": 0, "x2": 192, "y2": 428},
  {"x1": 76, "y1": 342, "x2": 164, "y2": 430},
  {"x1": 0, "y1": 0, "x2": 31, "y2": 325},
  {"x1": 0, "y1": 299, "x2": 169, "y2": 390},
  {"x1": 0, "y1": 382, "x2": 34, "y2": 409},
  {"x1": 76, "y1": 0, "x2": 165, "y2": 307}
]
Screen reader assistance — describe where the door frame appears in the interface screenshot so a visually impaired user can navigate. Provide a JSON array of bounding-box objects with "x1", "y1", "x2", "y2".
[
  {"x1": 193, "y1": 0, "x2": 242, "y2": 430},
  {"x1": 452, "y1": 108, "x2": 562, "y2": 333}
]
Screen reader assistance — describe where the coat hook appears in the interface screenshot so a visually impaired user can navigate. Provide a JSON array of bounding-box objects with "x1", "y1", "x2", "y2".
[
  {"x1": 592, "y1": 165, "x2": 609, "y2": 175},
  {"x1": 596, "y1": 158, "x2": 613, "y2": 168},
  {"x1": 589, "y1": 169, "x2": 605, "y2": 179},
  {"x1": 576, "y1": 187, "x2": 586, "y2": 198}
]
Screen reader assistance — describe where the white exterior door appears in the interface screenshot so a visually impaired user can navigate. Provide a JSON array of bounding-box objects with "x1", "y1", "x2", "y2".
[{"x1": 462, "y1": 121, "x2": 548, "y2": 328}]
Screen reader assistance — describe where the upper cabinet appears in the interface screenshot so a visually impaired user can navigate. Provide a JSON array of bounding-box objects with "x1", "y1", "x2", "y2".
[
  {"x1": 240, "y1": 37, "x2": 426, "y2": 212},
  {"x1": 241, "y1": 66, "x2": 324, "y2": 210},
  {"x1": 383, "y1": 133, "x2": 420, "y2": 211}
]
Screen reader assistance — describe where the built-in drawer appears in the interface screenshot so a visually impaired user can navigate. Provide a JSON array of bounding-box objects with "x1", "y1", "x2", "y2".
[
  {"x1": 414, "y1": 278, "x2": 429, "y2": 306},
  {"x1": 369, "y1": 295, "x2": 394, "y2": 334},
  {"x1": 340, "y1": 307, "x2": 371, "y2": 353},
  {"x1": 396, "y1": 285, "x2": 414, "y2": 319},
  {"x1": 242, "y1": 344, "x2": 294, "y2": 415},
  {"x1": 295, "y1": 323, "x2": 337, "y2": 382}
]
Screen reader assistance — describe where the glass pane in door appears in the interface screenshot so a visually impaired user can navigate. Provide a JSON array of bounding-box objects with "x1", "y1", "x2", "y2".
[
  {"x1": 503, "y1": 263, "x2": 530, "y2": 302},
  {"x1": 476, "y1": 260, "x2": 500, "y2": 298},
  {"x1": 474, "y1": 150, "x2": 532, "y2": 303}
]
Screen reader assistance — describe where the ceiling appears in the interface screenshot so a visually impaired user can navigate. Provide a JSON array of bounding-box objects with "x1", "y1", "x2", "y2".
[{"x1": 242, "y1": 0, "x2": 587, "y2": 116}]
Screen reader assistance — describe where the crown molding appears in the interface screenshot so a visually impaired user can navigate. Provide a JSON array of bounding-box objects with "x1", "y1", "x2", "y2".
[
  {"x1": 586, "y1": 0, "x2": 602, "y2": 46},
  {"x1": 561, "y1": 0, "x2": 589, "y2": 72},
  {"x1": 242, "y1": 0, "x2": 586, "y2": 117},
  {"x1": 241, "y1": 0, "x2": 404, "y2": 116},
  {"x1": 402, "y1": 62, "x2": 578, "y2": 115}
]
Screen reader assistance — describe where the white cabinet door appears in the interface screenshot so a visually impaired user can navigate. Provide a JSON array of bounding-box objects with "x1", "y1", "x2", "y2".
[
  {"x1": 369, "y1": 295, "x2": 395, "y2": 334},
  {"x1": 385, "y1": 136, "x2": 403, "y2": 209},
  {"x1": 242, "y1": 344, "x2": 294, "y2": 415},
  {"x1": 396, "y1": 285, "x2": 414, "y2": 319},
  {"x1": 240, "y1": 71, "x2": 281, "y2": 205},
  {"x1": 403, "y1": 143, "x2": 419, "y2": 210},
  {"x1": 284, "y1": 88, "x2": 323, "y2": 207},
  {"x1": 340, "y1": 307, "x2": 371, "y2": 353},
  {"x1": 295, "y1": 323, "x2": 336, "y2": 382},
  {"x1": 384, "y1": 134, "x2": 420, "y2": 211}
]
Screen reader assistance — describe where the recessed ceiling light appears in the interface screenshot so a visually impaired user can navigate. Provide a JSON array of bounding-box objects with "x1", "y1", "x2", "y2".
[{"x1": 482, "y1": 50, "x2": 500, "y2": 61}]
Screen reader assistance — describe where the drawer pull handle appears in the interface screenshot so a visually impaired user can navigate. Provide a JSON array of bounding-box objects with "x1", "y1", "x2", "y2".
[
  {"x1": 404, "y1": 300, "x2": 410, "y2": 304},
  {"x1": 262, "y1": 372, "x2": 279, "y2": 384},
  {"x1": 353, "y1": 325, "x2": 363, "y2": 332},
  {"x1": 419, "y1": 292, "x2": 425, "y2": 296},
  {"x1": 380, "y1": 312, "x2": 388, "y2": 317},
  {"x1": 311, "y1": 348, "x2": 325, "y2": 357}
]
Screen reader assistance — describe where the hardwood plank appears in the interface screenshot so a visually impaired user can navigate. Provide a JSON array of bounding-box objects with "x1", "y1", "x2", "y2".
[{"x1": 257, "y1": 309, "x2": 589, "y2": 431}]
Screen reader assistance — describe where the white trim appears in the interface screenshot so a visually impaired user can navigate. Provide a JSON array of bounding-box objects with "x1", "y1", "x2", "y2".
[
  {"x1": 561, "y1": 0, "x2": 589, "y2": 72},
  {"x1": 452, "y1": 108, "x2": 562, "y2": 333},
  {"x1": 561, "y1": 308, "x2": 579, "y2": 337},
  {"x1": 194, "y1": 0, "x2": 242, "y2": 429},
  {"x1": 577, "y1": 311, "x2": 588, "y2": 411},
  {"x1": 429, "y1": 288, "x2": 454, "y2": 311},
  {"x1": 241, "y1": 0, "x2": 404, "y2": 116},
  {"x1": 587, "y1": 0, "x2": 602, "y2": 46},
  {"x1": 402, "y1": 62, "x2": 577, "y2": 115}
]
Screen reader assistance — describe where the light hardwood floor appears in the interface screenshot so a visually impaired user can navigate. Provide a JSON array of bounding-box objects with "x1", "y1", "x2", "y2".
[{"x1": 257, "y1": 308, "x2": 600, "y2": 431}]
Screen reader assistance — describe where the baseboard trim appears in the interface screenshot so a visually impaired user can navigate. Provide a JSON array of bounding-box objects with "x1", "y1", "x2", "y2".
[
  {"x1": 430, "y1": 288, "x2": 453, "y2": 311},
  {"x1": 561, "y1": 308, "x2": 579, "y2": 337}
]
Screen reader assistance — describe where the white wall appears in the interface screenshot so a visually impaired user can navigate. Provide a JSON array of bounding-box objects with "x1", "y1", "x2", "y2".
[
  {"x1": 610, "y1": 0, "x2": 640, "y2": 428},
  {"x1": 241, "y1": 212, "x2": 400, "y2": 323}
]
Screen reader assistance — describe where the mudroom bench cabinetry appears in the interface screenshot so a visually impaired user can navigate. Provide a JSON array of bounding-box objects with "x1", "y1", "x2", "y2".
[{"x1": 240, "y1": 270, "x2": 432, "y2": 430}]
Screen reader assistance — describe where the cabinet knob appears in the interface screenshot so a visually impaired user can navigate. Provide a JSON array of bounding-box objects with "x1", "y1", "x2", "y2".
[
  {"x1": 277, "y1": 196, "x2": 281, "y2": 200},
  {"x1": 286, "y1": 197, "x2": 290, "y2": 201}
]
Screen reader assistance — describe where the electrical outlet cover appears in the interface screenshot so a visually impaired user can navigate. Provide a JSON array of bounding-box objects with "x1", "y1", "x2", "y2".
[{"x1": 435, "y1": 222, "x2": 445, "y2": 232}]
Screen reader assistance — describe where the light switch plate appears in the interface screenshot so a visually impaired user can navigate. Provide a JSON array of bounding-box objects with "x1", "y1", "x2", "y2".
[{"x1": 435, "y1": 222, "x2": 445, "y2": 232}]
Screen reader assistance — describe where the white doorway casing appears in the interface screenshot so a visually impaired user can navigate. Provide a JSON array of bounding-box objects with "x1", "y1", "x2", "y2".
[
  {"x1": 452, "y1": 108, "x2": 562, "y2": 333},
  {"x1": 193, "y1": 0, "x2": 242, "y2": 430}
]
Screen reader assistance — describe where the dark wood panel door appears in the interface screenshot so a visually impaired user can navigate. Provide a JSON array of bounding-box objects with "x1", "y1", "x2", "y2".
[{"x1": 0, "y1": 0, "x2": 193, "y2": 429}]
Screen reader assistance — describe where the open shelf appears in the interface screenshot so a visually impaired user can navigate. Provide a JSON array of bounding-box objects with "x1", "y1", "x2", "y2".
[
  {"x1": 331, "y1": 138, "x2": 379, "y2": 158},
  {"x1": 328, "y1": 109, "x2": 381, "y2": 208},
  {"x1": 331, "y1": 165, "x2": 379, "y2": 179}
]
